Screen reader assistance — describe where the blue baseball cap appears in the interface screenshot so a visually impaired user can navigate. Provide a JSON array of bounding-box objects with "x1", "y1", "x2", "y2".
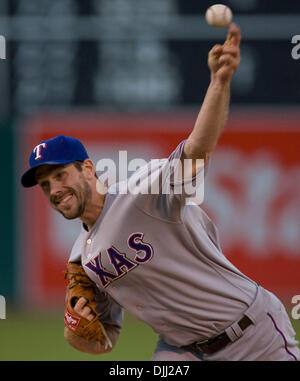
[{"x1": 21, "y1": 135, "x2": 89, "y2": 188}]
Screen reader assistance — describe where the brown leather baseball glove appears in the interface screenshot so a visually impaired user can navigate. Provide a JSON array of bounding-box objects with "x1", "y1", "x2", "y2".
[{"x1": 64, "y1": 262, "x2": 111, "y2": 347}]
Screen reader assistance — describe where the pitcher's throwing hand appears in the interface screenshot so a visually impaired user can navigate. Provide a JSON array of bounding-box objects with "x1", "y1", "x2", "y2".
[{"x1": 208, "y1": 23, "x2": 241, "y2": 84}]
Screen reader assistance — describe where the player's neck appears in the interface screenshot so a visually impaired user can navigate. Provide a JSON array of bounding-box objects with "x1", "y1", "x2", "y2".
[{"x1": 80, "y1": 185, "x2": 107, "y2": 231}]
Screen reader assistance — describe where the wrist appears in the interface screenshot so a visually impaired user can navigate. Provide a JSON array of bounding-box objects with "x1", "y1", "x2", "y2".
[{"x1": 210, "y1": 74, "x2": 231, "y2": 90}]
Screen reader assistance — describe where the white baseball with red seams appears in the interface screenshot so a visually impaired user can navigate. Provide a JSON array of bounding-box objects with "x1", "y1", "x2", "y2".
[{"x1": 205, "y1": 4, "x2": 233, "y2": 28}]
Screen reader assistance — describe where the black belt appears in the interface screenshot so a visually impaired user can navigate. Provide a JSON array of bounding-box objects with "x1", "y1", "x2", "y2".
[{"x1": 182, "y1": 315, "x2": 253, "y2": 356}]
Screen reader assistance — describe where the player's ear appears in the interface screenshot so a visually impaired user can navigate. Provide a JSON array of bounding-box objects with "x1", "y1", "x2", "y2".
[{"x1": 81, "y1": 159, "x2": 96, "y2": 180}]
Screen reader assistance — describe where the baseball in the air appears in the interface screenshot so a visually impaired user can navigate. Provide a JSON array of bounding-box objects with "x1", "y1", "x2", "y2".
[{"x1": 205, "y1": 4, "x2": 233, "y2": 28}]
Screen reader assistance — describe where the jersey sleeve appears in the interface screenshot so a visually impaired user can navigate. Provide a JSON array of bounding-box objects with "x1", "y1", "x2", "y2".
[
  {"x1": 131, "y1": 140, "x2": 207, "y2": 222},
  {"x1": 167, "y1": 139, "x2": 207, "y2": 206},
  {"x1": 68, "y1": 229, "x2": 85, "y2": 263},
  {"x1": 95, "y1": 289, "x2": 124, "y2": 333}
]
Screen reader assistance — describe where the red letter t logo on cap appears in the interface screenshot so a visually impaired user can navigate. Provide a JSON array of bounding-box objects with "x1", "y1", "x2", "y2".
[{"x1": 33, "y1": 143, "x2": 47, "y2": 160}]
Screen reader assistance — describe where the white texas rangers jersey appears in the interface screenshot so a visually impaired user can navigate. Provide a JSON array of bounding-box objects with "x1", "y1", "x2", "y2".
[{"x1": 69, "y1": 141, "x2": 258, "y2": 347}]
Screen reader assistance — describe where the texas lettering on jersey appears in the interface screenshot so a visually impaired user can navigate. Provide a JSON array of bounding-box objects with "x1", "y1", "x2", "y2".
[{"x1": 85, "y1": 232, "x2": 153, "y2": 288}]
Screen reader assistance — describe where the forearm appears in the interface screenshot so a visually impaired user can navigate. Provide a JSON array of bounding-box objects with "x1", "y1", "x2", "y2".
[
  {"x1": 64, "y1": 325, "x2": 120, "y2": 355},
  {"x1": 184, "y1": 77, "x2": 231, "y2": 160},
  {"x1": 184, "y1": 23, "x2": 241, "y2": 162}
]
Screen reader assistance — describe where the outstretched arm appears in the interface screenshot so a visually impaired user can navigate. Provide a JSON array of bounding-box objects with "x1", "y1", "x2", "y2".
[{"x1": 183, "y1": 23, "x2": 241, "y2": 168}]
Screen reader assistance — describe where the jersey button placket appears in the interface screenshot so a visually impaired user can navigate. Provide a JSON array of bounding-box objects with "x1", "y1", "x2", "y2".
[{"x1": 86, "y1": 237, "x2": 93, "y2": 259}]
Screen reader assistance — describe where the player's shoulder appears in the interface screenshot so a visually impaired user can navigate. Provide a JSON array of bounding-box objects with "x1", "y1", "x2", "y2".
[
  {"x1": 128, "y1": 158, "x2": 168, "y2": 181},
  {"x1": 107, "y1": 158, "x2": 168, "y2": 197},
  {"x1": 68, "y1": 228, "x2": 86, "y2": 263}
]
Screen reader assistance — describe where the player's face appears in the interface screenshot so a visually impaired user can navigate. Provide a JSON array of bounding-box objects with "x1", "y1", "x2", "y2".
[{"x1": 36, "y1": 163, "x2": 91, "y2": 220}]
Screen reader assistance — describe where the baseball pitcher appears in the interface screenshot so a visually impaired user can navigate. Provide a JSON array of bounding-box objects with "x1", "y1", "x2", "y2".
[{"x1": 21, "y1": 24, "x2": 300, "y2": 361}]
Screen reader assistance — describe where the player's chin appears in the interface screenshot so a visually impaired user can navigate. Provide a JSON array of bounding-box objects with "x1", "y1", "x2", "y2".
[
  {"x1": 53, "y1": 200, "x2": 83, "y2": 220},
  {"x1": 59, "y1": 208, "x2": 82, "y2": 220}
]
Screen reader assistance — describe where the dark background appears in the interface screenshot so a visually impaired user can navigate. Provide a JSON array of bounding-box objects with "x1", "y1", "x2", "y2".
[{"x1": 2, "y1": 0, "x2": 300, "y2": 117}]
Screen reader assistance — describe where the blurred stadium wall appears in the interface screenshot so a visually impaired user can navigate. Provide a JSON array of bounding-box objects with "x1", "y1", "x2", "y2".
[
  {"x1": 0, "y1": 0, "x2": 299, "y2": 311},
  {"x1": 17, "y1": 112, "x2": 300, "y2": 309}
]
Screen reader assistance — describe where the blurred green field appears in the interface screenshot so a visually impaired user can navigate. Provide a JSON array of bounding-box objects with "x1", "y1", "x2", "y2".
[
  {"x1": 0, "y1": 308, "x2": 299, "y2": 361},
  {"x1": 0, "y1": 308, "x2": 158, "y2": 361}
]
